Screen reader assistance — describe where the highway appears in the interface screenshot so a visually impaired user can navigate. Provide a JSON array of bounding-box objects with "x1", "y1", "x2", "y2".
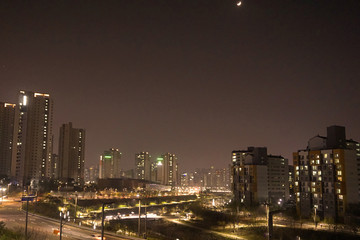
[{"x1": 0, "y1": 198, "x2": 141, "y2": 240}]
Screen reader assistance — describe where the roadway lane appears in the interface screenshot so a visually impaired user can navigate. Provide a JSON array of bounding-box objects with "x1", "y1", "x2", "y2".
[{"x1": 0, "y1": 199, "x2": 140, "y2": 240}]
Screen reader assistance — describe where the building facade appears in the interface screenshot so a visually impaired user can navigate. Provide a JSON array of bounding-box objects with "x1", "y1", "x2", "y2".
[
  {"x1": 99, "y1": 148, "x2": 122, "y2": 179},
  {"x1": 58, "y1": 122, "x2": 85, "y2": 184},
  {"x1": 12, "y1": 91, "x2": 53, "y2": 186},
  {"x1": 85, "y1": 165, "x2": 99, "y2": 183},
  {"x1": 232, "y1": 147, "x2": 289, "y2": 206},
  {"x1": 155, "y1": 153, "x2": 178, "y2": 186},
  {"x1": 293, "y1": 126, "x2": 360, "y2": 220},
  {"x1": 180, "y1": 167, "x2": 231, "y2": 190},
  {"x1": 135, "y1": 152, "x2": 151, "y2": 181},
  {"x1": 0, "y1": 103, "x2": 18, "y2": 177}
]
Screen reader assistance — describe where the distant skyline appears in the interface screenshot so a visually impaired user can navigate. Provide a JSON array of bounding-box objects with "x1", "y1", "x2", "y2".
[{"x1": 1, "y1": 0, "x2": 359, "y2": 171}]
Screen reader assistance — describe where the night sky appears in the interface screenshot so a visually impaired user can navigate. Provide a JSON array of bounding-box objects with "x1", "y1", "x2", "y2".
[{"x1": 1, "y1": 0, "x2": 359, "y2": 171}]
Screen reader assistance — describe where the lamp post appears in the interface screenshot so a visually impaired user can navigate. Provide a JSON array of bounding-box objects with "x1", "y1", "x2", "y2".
[
  {"x1": 21, "y1": 195, "x2": 36, "y2": 240},
  {"x1": 101, "y1": 203, "x2": 105, "y2": 240},
  {"x1": 25, "y1": 198, "x2": 29, "y2": 239},
  {"x1": 74, "y1": 194, "x2": 78, "y2": 222},
  {"x1": 59, "y1": 209, "x2": 70, "y2": 240},
  {"x1": 100, "y1": 200, "x2": 114, "y2": 240},
  {"x1": 313, "y1": 207, "x2": 317, "y2": 229},
  {"x1": 144, "y1": 204, "x2": 147, "y2": 239},
  {"x1": 138, "y1": 200, "x2": 141, "y2": 237}
]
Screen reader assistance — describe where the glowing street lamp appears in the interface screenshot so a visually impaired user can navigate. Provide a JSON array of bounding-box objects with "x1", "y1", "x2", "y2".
[{"x1": 59, "y1": 209, "x2": 70, "y2": 240}]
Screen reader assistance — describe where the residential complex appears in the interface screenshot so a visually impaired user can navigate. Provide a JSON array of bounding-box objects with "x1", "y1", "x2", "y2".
[
  {"x1": 58, "y1": 122, "x2": 86, "y2": 184},
  {"x1": 155, "y1": 153, "x2": 178, "y2": 186},
  {"x1": 180, "y1": 167, "x2": 231, "y2": 190},
  {"x1": 232, "y1": 147, "x2": 289, "y2": 206},
  {"x1": 0, "y1": 102, "x2": 17, "y2": 177},
  {"x1": 293, "y1": 125, "x2": 360, "y2": 220},
  {"x1": 135, "y1": 152, "x2": 151, "y2": 181},
  {"x1": 84, "y1": 165, "x2": 99, "y2": 183},
  {"x1": 99, "y1": 148, "x2": 122, "y2": 179},
  {"x1": 13, "y1": 91, "x2": 54, "y2": 186}
]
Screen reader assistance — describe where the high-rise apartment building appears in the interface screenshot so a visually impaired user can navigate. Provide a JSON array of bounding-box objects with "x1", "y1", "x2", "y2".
[
  {"x1": 182, "y1": 167, "x2": 230, "y2": 190},
  {"x1": 155, "y1": 153, "x2": 178, "y2": 186},
  {"x1": 135, "y1": 152, "x2": 151, "y2": 181},
  {"x1": 232, "y1": 147, "x2": 289, "y2": 206},
  {"x1": 99, "y1": 148, "x2": 121, "y2": 179},
  {"x1": 58, "y1": 122, "x2": 85, "y2": 184},
  {"x1": 51, "y1": 153, "x2": 59, "y2": 179},
  {"x1": 293, "y1": 126, "x2": 360, "y2": 220},
  {"x1": 85, "y1": 165, "x2": 99, "y2": 183},
  {"x1": 12, "y1": 91, "x2": 53, "y2": 186},
  {"x1": 0, "y1": 103, "x2": 18, "y2": 177},
  {"x1": 267, "y1": 155, "x2": 290, "y2": 203}
]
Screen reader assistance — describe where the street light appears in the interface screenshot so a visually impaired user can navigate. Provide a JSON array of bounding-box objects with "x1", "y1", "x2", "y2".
[
  {"x1": 59, "y1": 209, "x2": 70, "y2": 240},
  {"x1": 99, "y1": 200, "x2": 114, "y2": 240},
  {"x1": 313, "y1": 207, "x2": 317, "y2": 229}
]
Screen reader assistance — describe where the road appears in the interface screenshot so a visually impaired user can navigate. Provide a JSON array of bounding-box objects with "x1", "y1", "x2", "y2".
[
  {"x1": 0, "y1": 198, "x2": 141, "y2": 240},
  {"x1": 162, "y1": 216, "x2": 245, "y2": 240}
]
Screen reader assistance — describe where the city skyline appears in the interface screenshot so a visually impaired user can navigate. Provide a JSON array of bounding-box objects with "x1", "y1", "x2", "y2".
[{"x1": 1, "y1": 0, "x2": 359, "y2": 171}]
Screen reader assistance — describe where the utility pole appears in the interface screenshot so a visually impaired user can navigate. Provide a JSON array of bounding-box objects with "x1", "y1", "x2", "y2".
[
  {"x1": 100, "y1": 200, "x2": 114, "y2": 240},
  {"x1": 25, "y1": 199, "x2": 29, "y2": 240},
  {"x1": 314, "y1": 207, "x2": 317, "y2": 229},
  {"x1": 21, "y1": 195, "x2": 35, "y2": 240},
  {"x1": 60, "y1": 212, "x2": 63, "y2": 240},
  {"x1": 74, "y1": 194, "x2": 78, "y2": 222},
  {"x1": 138, "y1": 199, "x2": 141, "y2": 236},
  {"x1": 101, "y1": 203, "x2": 105, "y2": 240},
  {"x1": 144, "y1": 204, "x2": 147, "y2": 239},
  {"x1": 59, "y1": 210, "x2": 69, "y2": 240}
]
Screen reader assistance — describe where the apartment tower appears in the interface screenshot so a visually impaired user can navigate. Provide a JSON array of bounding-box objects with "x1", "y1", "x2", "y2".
[
  {"x1": 0, "y1": 103, "x2": 18, "y2": 177},
  {"x1": 135, "y1": 152, "x2": 151, "y2": 181},
  {"x1": 155, "y1": 153, "x2": 178, "y2": 186},
  {"x1": 293, "y1": 126, "x2": 360, "y2": 221},
  {"x1": 58, "y1": 122, "x2": 85, "y2": 184},
  {"x1": 13, "y1": 91, "x2": 53, "y2": 186},
  {"x1": 99, "y1": 148, "x2": 121, "y2": 179},
  {"x1": 232, "y1": 147, "x2": 289, "y2": 206}
]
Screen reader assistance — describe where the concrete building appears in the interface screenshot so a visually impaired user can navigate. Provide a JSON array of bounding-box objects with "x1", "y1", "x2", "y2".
[
  {"x1": 135, "y1": 152, "x2": 151, "y2": 181},
  {"x1": 12, "y1": 91, "x2": 53, "y2": 186},
  {"x1": 288, "y1": 165, "x2": 295, "y2": 200},
  {"x1": 51, "y1": 153, "x2": 59, "y2": 179},
  {"x1": 181, "y1": 167, "x2": 231, "y2": 190},
  {"x1": 99, "y1": 148, "x2": 121, "y2": 179},
  {"x1": 58, "y1": 122, "x2": 85, "y2": 184},
  {"x1": 84, "y1": 165, "x2": 99, "y2": 183},
  {"x1": 0, "y1": 103, "x2": 18, "y2": 177},
  {"x1": 155, "y1": 153, "x2": 178, "y2": 186},
  {"x1": 267, "y1": 155, "x2": 289, "y2": 204},
  {"x1": 232, "y1": 147, "x2": 289, "y2": 206},
  {"x1": 293, "y1": 126, "x2": 360, "y2": 221}
]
